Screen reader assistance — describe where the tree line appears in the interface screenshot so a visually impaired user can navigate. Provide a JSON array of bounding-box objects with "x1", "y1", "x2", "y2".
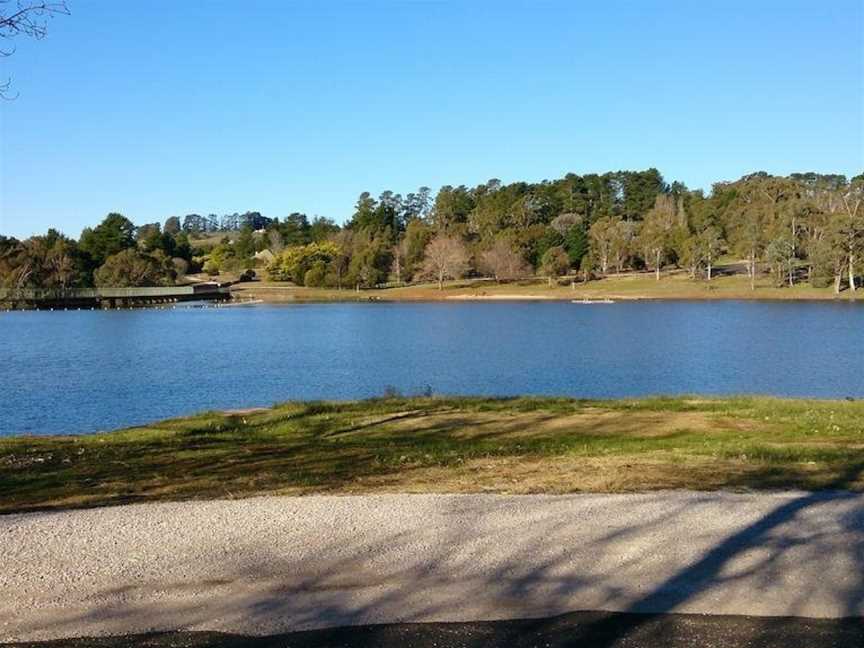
[
  {"x1": 2, "y1": 169, "x2": 862, "y2": 292},
  {"x1": 267, "y1": 169, "x2": 864, "y2": 293},
  {"x1": 171, "y1": 212, "x2": 273, "y2": 234},
  {"x1": 0, "y1": 211, "x2": 340, "y2": 290}
]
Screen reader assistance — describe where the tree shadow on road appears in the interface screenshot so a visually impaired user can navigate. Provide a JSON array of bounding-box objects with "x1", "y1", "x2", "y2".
[
  {"x1": 559, "y1": 461, "x2": 864, "y2": 647},
  {"x1": 5, "y1": 467, "x2": 864, "y2": 647}
]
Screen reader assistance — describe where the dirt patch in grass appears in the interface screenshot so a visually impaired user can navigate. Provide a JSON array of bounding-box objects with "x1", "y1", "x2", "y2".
[
  {"x1": 343, "y1": 454, "x2": 862, "y2": 495},
  {"x1": 382, "y1": 409, "x2": 760, "y2": 441}
]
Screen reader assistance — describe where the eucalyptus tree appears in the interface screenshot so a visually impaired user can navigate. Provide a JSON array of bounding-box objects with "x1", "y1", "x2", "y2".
[
  {"x1": 637, "y1": 194, "x2": 677, "y2": 280},
  {"x1": 539, "y1": 246, "x2": 570, "y2": 286},
  {"x1": 695, "y1": 226, "x2": 723, "y2": 281},
  {"x1": 724, "y1": 180, "x2": 771, "y2": 289},
  {"x1": 611, "y1": 219, "x2": 636, "y2": 274},
  {"x1": 765, "y1": 234, "x2": 797, "y2": 287},
  {"x1": 799, "y1": 188, "x2": 838, "y2": 284},
  {"x1": 588, "y1": 217, "x2": 616, "y2": 275},
  {"x1": 809, "y1": 230, "x2": 849, "y2": 293},
  {"x1": 837, "y1": 178, "x2": 864, "y2": 292}
]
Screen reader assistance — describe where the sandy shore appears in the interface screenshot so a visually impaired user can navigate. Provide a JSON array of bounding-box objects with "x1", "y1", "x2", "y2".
[
  {"x1": 445, "y1": 293, "x2": 559, "y2": 300},
  {"x1": 1, "y1": 491, "x2": 862, "y2": 642}
]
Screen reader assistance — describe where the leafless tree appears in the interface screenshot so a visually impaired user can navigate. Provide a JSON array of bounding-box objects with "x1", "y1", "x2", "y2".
[
  {"x1": 267, "y1": 229, "x2": 284, "y2": 254},
  {"x1": 421, "y1": 235, "x2": 470, "y2": 290},
  {"x1": 1, "y1": 1, "x2": 69, "y2": 98},
  {"x1": 391, "y1": 240, "x2": 405, "y2": 284},
  {"x1": 479, "y1": 239, "x2": 528, "y2": 283},
  {"x1": 550, "y1": 212, "x2": 583, "y2": 235}
]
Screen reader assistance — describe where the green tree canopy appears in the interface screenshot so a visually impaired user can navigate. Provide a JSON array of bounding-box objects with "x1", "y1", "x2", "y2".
[{"x1": 79, "y1": 213, "x2": 136, "y2": 268}]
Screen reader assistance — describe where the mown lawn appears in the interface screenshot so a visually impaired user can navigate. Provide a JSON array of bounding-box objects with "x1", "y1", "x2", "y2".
[
  {"x1": 2, "y1": 396, "x2": 863, "y2": 513},
  {"x1": 230, "y1": 267, "x2": 862, "y2": 303}
]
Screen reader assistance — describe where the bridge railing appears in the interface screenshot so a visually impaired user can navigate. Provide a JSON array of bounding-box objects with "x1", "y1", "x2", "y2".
[{"x1": 0, "y1": 284, "x2": 229, "y2": 301}]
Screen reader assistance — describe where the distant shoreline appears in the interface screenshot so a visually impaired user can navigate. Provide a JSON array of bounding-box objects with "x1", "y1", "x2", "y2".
[
  {"x1": 3, "y1": 276, "x2": 861, "y2": 311},
  {"x1": 229, "y1": 274, "x2": 862, "y2": 305}
]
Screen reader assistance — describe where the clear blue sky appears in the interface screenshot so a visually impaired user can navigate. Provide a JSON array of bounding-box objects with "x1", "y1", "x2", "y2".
[{"x1": 1, "y1": 0, "x2": 862, "y2": 239}]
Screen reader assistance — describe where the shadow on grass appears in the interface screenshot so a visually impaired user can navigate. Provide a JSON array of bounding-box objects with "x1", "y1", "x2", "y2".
[{"x1": 2, "y1": 397, "x2": 864, "y2": 514}]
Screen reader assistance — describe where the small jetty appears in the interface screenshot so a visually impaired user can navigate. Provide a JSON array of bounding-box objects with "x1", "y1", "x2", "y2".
[
  {"x1": 218, "y1": 299, "x2": 264, "y2": 307},
  {"x1": 572, "y1": 298, "x2": 615, "y2": 304}
]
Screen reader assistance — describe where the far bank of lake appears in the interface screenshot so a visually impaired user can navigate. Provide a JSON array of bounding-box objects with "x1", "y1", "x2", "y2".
[{"x1": 230, "y1": 272, "x2": 864, "y2": 304}]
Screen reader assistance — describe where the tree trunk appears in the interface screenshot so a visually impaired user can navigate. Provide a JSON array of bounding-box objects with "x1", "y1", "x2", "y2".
[
  {"x1": 655, "y1": 251, "x2": 661, "y2": 281},
  {"x1": 834, "y1": 271, "x2": 842, "y2": 294},
  {"x1": 707, "y1": 260, "x2": 712, "y2": 281},
  {"x1": 750, "y1": 253, "x2": 756, "y2": 291},
  {"x1": 850, "y1": 255, "x2": 856, "y2": 292}
]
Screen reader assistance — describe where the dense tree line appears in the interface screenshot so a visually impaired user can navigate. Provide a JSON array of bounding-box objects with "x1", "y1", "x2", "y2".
[
  {"x1": 0, "y1": 210, "x2": 340, "y2": 290},
  {"x1": 3, "y1": 169, "x2": 862, "y2": 292},
  {"x1": 266, "y1": 169, "x2": 864, "y2": 293},
  {"x1": 0, "y1": 213, "x2": 197, "y2": 290},
  {"x1": 177, "y1": 211, "x2": 273, "y2": 234}
]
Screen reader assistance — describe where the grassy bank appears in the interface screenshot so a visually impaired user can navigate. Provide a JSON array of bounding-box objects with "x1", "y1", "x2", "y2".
[
  {"x1": 2, "y1": 396, "x2": 863, "y2": 513},
  {"x1": 229, "y1": 270, "x2": 861, "y2": 304}
]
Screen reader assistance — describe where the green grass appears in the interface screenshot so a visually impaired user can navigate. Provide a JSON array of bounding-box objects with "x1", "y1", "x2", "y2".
[
  {"x1": 2, "y1": 396, "x2": 863, "y2": 513},
  {"x1": 230, "y1": 264, "x2": 863, "y2": 303}
]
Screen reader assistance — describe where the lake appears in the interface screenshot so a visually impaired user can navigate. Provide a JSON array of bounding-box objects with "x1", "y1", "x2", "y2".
[{"x1": 2, "y1": 300, "x2": 863, "y2": 436}]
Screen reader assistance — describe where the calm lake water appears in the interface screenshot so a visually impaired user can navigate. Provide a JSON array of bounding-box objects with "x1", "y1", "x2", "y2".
[{"x1": 2, "y1": 301, "x2": 863, "y2": 436}]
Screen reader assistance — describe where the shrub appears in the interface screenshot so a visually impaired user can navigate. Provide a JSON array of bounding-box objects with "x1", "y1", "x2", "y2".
[{"x1": 304, "y1": 261, "x2": 327, "y2": 287}]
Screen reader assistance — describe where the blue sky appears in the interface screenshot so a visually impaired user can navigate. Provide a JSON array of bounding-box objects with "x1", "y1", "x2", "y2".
[{"x1": 1, "y1": 0, "x2": 862, "y2": 239}]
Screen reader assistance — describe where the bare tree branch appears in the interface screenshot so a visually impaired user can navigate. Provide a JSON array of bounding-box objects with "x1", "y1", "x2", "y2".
[{"x1": 0, "y1": 1, "x2": 69, "y2": 98}]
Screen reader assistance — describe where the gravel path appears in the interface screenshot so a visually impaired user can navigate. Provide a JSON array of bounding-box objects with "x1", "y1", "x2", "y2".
[{"x1": 1, "y1": 491, "x2": 862, "y2": 642}]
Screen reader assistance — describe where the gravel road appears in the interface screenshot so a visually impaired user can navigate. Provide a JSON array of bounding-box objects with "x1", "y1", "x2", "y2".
[{"x1": 1, "y1": 491, "x2": 862, "y2": 643}]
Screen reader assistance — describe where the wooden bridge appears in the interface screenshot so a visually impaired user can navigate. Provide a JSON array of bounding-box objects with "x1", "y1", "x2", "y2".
[{"x1": 0, "y1": 283, "x2": 232, "y2": 310}]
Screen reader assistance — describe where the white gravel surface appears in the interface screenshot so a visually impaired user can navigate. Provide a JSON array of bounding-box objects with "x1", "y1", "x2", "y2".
[{"x1": 1, "y1": 491, "x2": 862, "y2": 642}]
